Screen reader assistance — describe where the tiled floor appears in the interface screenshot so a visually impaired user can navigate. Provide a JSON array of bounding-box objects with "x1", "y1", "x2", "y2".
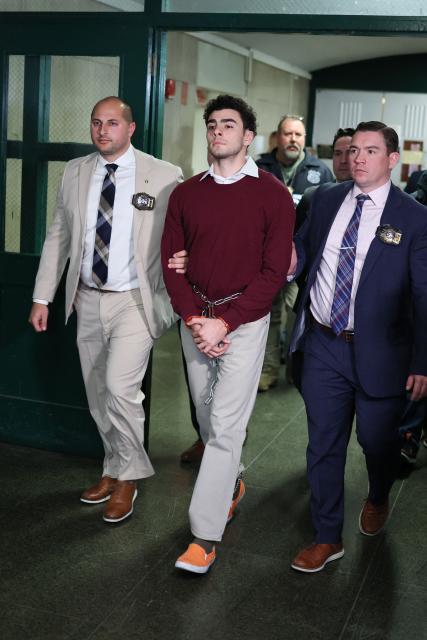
[{"x1": 2, "y1": 327, "x2": 427, "y2": 640}]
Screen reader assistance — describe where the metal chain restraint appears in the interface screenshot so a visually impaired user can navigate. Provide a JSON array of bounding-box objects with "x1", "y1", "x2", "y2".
[
  {"x1": 191, "y1": 284, "x2": 242, "y2": 404},
  {"x1": 192, "y1": 285, "x2": 242, "y2": 318}
]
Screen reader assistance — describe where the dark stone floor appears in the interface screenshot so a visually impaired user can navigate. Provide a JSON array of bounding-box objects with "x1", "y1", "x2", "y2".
[{"x1": 2, "y1": 328, "x2": 427, "y2": 640}]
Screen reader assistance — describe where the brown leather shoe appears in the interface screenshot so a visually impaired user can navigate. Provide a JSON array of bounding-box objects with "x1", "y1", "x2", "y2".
[
  {"x1": 291, "y1": 543, "x2": 344, "y2": 573},
  {"x1": 80, "y1": 476, "x2": 117, "y2": 504},
  {"x1": 359, "y1": 499, "x2": 389, "y2": 536},
  {"x1": 180, "y1": 439, "x2": 205, "y2": 464},
  {"x1": 103, "y1": 480, "x2": 138, "y2": 523}
]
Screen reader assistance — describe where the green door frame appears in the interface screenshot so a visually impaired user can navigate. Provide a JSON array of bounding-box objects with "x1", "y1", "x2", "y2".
[{"x1": 1, "y1": 4, "x2": 426, "y2": 456}]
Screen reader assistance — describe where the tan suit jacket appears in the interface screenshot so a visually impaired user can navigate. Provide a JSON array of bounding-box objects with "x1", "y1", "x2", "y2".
[{"x1": 33, "y1": 147, "x2": 183, "y2": 339}]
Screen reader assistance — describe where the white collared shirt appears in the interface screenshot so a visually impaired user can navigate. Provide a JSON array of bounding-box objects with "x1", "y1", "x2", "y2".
[
  {"x1": 80, "y1": 144, "x2": 139, "y2": 291},
  {"x1": 199, "y1": 155, "x2": 259, "y2": 184},
  {"x1": 310, "y1": 180, "x2": 391, "y2": 330}
]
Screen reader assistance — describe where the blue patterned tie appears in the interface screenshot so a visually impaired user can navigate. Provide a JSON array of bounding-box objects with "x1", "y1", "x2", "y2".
[
  {"x1": 330, "y1": 193, "x2": 370, "y2": 335},
  {"x1": 92, "y1": 163, "x2": 118, "y2": 287}
]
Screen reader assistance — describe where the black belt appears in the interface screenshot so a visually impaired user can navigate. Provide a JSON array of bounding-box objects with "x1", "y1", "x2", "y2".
[{"x1": 310, "y1": 312, "x2": 355, "y2": 343}]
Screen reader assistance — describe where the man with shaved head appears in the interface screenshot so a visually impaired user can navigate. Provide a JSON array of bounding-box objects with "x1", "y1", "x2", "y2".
[{"x1": 29, "y1": 96, "x2": 184, "y2": 524}]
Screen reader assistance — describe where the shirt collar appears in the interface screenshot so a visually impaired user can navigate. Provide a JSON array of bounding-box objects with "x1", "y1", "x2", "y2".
[
  {"x1": 97, "y1": 144, "x2": 135, "y2": 171},
  {"x1": 351, "y1": 180, "x2": 391, "y2": 207},
  {"x1": 200, "y1": 155, "x2": 259, "y2": 182}
]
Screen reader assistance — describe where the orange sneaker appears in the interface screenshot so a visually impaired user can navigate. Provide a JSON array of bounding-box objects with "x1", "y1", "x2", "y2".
[
  {"x1": 175, "y1": 543, "x2": 216, "y2": 574},
  {"x1": 227, "y1": 479, "x2": 245, "y2": 523}
]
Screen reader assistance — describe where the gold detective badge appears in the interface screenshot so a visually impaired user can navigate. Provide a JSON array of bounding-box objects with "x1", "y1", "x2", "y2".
[
  {"x1": 375, "y1": 224, "x2": 402, "y2": 246},
  {"x1": 132, "y1": 192, "x2": 155, "y2": 210}
]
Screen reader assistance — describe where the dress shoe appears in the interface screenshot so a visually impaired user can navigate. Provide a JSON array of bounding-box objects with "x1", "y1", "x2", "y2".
[
  {"x1": 103, "y1": 480, "x2": 138, "y2": 523},
  {"x1": 180, "y1": 438, "x2": 205, "y2": 464},
  {"x1": 291, "y1": 543, "x2": 344, "y2": 573},
  {"x1": 359, "y1": 499, "x2": 389, "y2": 536},
  {"x1": 80, "y1": 476, "x2": 117, "y2": 504}
]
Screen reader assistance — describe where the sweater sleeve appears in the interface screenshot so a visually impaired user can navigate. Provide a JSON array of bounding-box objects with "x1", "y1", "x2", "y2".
[
  {"x1": 161, "y1": 186, "x2": 200, "y2": 320},
  {"x1": 220, "y1": 185, "x2": 295, "y2": 331}
]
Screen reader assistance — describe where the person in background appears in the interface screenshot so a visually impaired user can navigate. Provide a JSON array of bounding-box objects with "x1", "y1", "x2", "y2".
[
  {"x1": 257, "y1": 115, "x2": 333, "y2": 392},
  {"x1": 295, "y1": 127, "x2": 355, "y2": 231},
  {"x1": 257, "y1": 115, "x2": 333, "y2": 206},
  {"x1": 404, "y1": 168, "x2": 423, "y2": 194},
  {"x1": 399, "y1": 168, "x2": 427, "y2": 465}
]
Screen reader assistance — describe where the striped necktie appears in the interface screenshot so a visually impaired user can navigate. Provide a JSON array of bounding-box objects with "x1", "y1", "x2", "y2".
[
  {"x1": 330, "y1": 193, "x2": 370, "y2": 335},
  {"x1": 92, "y1": 163, "x2": 118, "y2": 287}
]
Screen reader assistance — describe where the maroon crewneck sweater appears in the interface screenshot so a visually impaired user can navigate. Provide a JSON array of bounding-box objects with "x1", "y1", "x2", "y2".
[{"x1": 161, "y1": 169, "x2": 295, "y2": 331}]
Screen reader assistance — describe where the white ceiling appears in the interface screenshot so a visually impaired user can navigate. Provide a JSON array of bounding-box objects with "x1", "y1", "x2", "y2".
[{"x1": 213, "y1": 32, "x2": 427, "y2": 72}]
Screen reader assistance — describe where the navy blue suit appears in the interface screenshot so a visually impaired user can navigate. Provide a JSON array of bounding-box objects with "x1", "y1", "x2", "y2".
[{"x1": 291, "y1": 181, "x2": 427, "y2": 543}]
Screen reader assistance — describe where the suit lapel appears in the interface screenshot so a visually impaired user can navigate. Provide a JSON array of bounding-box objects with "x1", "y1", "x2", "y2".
[
  {"x1": 133, "y1": 150, "x2": 150, "y2": 247},
  {"x1": 357, "y1": 184, "x2": 401, "y2": 291},
  {"x1": 78, "y1": 154, "x2": 97, "y2": 227}
]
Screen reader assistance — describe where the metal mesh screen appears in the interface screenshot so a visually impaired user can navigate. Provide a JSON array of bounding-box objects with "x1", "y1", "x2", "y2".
[
  {"x1": 49, "y1": 56, "x2": 120, "y2": 143},
  {"x1": 7, "y1": 55, "x2": 24, "y2": 141},
  {"x1": 5, "y1": 159, "x2": 22, "y2": 253},
  {"x1": 0, "y1": 1, "x2": 144, "y2": 11}
]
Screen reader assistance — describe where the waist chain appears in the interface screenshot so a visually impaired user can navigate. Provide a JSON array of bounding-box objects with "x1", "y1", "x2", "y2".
[{"x1": 191, "y1": 284, "x2": 242, "y2": 318}]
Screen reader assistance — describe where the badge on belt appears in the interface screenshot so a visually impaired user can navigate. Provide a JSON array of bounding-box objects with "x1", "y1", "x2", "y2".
[
  {"x1": 132, "y1": 192, "x2": 155, "y2": 210},
  {"x1": 375, "y1": 224, "x2": 402, "y2": 246}
]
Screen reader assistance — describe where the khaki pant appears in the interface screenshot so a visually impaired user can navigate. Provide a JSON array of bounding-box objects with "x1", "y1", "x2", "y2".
[
  {"x1": 181, "y1": 314, "x2": 270, "y2": 541},
  {"x1": 74, "y1": 285, "x2": 154, "y2": 481}
]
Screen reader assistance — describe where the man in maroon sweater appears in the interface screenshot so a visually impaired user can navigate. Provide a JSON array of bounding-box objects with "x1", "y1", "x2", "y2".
[{"x1": 161, "y1": 95, "x2": 295, "y2": 574}]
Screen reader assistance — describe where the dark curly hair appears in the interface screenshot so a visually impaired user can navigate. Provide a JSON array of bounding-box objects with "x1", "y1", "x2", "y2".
[{"x1": 203, "y1": 94, "x2": 257, "y2": 135}]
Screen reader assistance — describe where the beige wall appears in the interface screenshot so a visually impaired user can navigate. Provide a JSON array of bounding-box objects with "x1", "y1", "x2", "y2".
[
  {"x1": 162, "y1": 33, "x2": 199, "y2": 178},
  {"x1": 248, "y1": 60, "x2": 310, "y2": 156},
  {"x1": 162, "y1": 32, "x2": 310, "y2": 177}
]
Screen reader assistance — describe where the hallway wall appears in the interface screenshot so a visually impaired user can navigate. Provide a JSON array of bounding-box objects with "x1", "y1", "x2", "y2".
[
  {"x1": 309, "y1": 53, "x2": 427, "y2": 182},
  {"x1": 162, "y1": 32, "x2": 310, "y2": 177}
]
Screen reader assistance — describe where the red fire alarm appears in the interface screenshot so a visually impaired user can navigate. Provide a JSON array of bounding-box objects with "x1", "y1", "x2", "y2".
[{"x1": 165, "y1": 78, "x2": 176, "y2": 100}]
